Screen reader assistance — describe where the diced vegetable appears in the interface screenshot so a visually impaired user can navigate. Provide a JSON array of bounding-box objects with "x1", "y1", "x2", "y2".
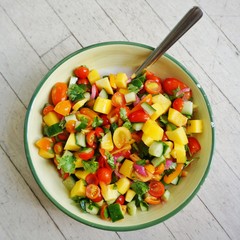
[{"x1": 93, "y1": 97, "x2": 112, "y2": 114}]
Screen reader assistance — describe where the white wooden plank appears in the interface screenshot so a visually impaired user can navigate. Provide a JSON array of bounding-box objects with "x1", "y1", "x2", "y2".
[
  {"x1": 41, "y1": 35, "x2": 81, "y2": 69},
  {"x1": 0, "y1": 6, "x2": 48, "y2": 107},
  {"x1": 47, "y1": 0, "x2": 126, "y2": 47},
  {"x1": 0, "y1": 0, "x2": 70, "y2": 56}
]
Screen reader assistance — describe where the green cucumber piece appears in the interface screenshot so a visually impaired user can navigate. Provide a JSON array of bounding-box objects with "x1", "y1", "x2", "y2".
[
  {"x1": 108, "y1": 203, "x2": 124, "y2": 222},
  {"x1": 99, "y1": 89, "x2": 108, "y2": 99},
  {"x1": 75, "y1": 132, "x2": 86, "y2": 147},
  {"x1": 171, "y1": 176, "x2": 180, "y2": 185},
  {"x1": 75, "y1": 120, "x2": 88, "y2": 131},
  {"x1": 149, "y1": 141, "x2": 164, "y2": 157},
  {"x1": 46, "y1": 123, "x2": 63, "y2": 137},
  {"x1": 86, "y1": 203, "x2": 100, "y2": 215},
  {"x1": 124, "y1": 92, "x2": 136, "y2": 103},
  {"x1": 69, "y1": 76, "x2": 78, "y2": 86},
  {"x1": 65, "y1": 114, "x2": 77, "y2": 122},
  {"x1": 181, "y1": 101, "x2": 193, "y2": 116},
  {"x1": 84, "y1": 92, "x2": 91, "y2": 100},
  {"x1": 162, "y1": 189, "x2": 170, "y2": 202},
  {"x1": 141, "y1": 102, "x2": 156, "y2": 116},
  {"x1": 62, "y1": 175, "x2": 76, "y2": 191},
  {"x1": 140, "y1": 201, "x2": 149, "y2": 212},
  {"x1": 127, "y1": 200, "x2": 137, "y2": 216},
  {"x1": 151, "y1": 155, "x2": 165, "y2": 167},
  {"x1": 132, "y1": 122, "x2": 144, "y2": 131}
]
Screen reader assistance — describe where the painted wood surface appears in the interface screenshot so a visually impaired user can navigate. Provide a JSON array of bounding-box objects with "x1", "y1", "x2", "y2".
[{"x1": 0, "y1": 0, "x2": 239, "y2": 239}]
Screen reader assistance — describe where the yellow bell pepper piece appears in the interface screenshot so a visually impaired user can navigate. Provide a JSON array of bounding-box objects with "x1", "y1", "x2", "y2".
[
  {"x1": 141, "y1": 133, "x2": 154, "y2": 146},
  {"x1": 186, "y1": 120, "x2": 203, "y2": 134},
  {"x1": 168, "y1": 108, "x2": 188, "y2": 127},
  {"x1": 119, "y1": 159, "x2": 134, "y2": 178},
  {"x1": 87, "y1": 69, "x2": 101, "y2": 85},
  {"x1": 43, "y1": 111, "x2": 60, "y2": 126},
  {"x1": 142, "y1": 119, "x2": 164, "y2": 141},
  {"x1": 171, "y1": 142, "x2": 186, "y2": 163},
  {"x1": 163, "y1": 163, "x2": 184, "y2": 184},
  {"x1": 101, "y1": 131, "x2": 114, "y2": 151},
  {"x1": 125, "y1": 189, "x2": 136, "y2": 202},
  {"x1": 93, "y1": 97, "x2": 112, "y2": 114},
  {"x1": 166, "y1": 127, "x2": 188, "y2": 145},
  {"x1": 38, "y1": 149, "x2": 54, "y2": 159},
  {"x1": 116, "y1": 177, "x2": 131, "y2": 194},
  {"x1": 75, "y1": 170, "x2": 90, "y2": 180}
]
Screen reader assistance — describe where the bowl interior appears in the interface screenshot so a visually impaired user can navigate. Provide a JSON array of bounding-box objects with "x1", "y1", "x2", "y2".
[{"x1": 24, "y1": 42, "x2": 214, "y2": 231}]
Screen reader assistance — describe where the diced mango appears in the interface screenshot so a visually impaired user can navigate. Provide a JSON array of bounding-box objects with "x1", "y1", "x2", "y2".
[
  {"x1": 125, "y1": 189, "x2": 136, "y2": 202},
  {"x1": 87, "y1": 69, "x2": 101, "y2": 85},
  {"x1": 74, "y1": 157, "x2": 83, "y2": 168},
  {"x1": 168, "y1": 108, "x2": 188, "y2": 127},
  {"x1": 118, "y1": 88, "x2": 129, "y2": 95},
  {"x1": 186, "y1": 120, "x2": 203, "y2": 134},
  {"x1": 116, "y1": 177, "x2": 131, "y2": 194},
  {"x1": 38, "y1": 149, "x2": 54, "y2": 159},
  {"x1": 101, "y1": 131, "x2": 114, "y2": 151},
  {"x1": 72, "y1": 98, "x2": 89, "y2": 111},
  {"x1": 119, "y1": 159, "x2": 134, "y2": 178},
  {"x1": 166, "y1": 127, "x2": 188, "y2": 145},
  {"x1": 99, "y1": 182, "x2": 120, "y2": 202},
  {"x1": 152, "y1": 94, "x2": 171, "y2": 112},
  {"x1": 75, "y1": 170, "x2": 90, "y2": 180},
  {"x1": 171, "y1": 142, "x2": 186, "y2": 163},
  {"x1": 93, "y1": 97, "x2": 112, "y2": 114},
  {"x1": 109, "y1": 74, "x2": 117, "y2": 89},
  {"x1": 96, "y1": 77, "x2": 114, "y2": 94},
  {"x1": 43, "y1": 111, "x2": 60, "y2": 126},
  {"x1": 64, "y1": 133, "x2": 81, "y2": 151},
  {"x1": 70, "y1": 179, "x2": 86, "y2": 198},
  {"x1": 151, "y1": 102, "x2": 167, "y2": 120},
  {"x1": 115, "y1": 72, "x2": 128, "y2": 88},
  {"x1": 141, "y1": 133, "x2": 154, "y2": 147},
  {"x1": 142, "y1": 119, "x2": 164, "y2": 141}
]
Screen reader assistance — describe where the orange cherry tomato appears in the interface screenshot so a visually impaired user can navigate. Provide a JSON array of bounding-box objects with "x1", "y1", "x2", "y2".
[
  {"x1": 54, "y1": 100, "x2": 72, "y2": 116},
  {"x1": 154, "y1": 163, "x2": 165, "y2": 175},
  {"x1": 53, "y1": 142, "x2": 64, "y2": 154},
  {"x1": 65, "y1": 120, "x2": 76, "y2": 133},
  {"x1": 144, "y1": 80, "x2": 162, "y2": 94},
  {"x1": 35, "y1": 137, "x2": 53, "y2": 151},
  {"x1": 51, "y1": 82, "x2": 68, "y2": 106},
  {"x1": 79, "y1": 108, "x2": 99, "y2": 119},
  {"x1": 144, "y1": 196, "x2": 161, "y2": 205},
  {"x1": 111, "y1": 92, "x2": 126, "y2": 108}
]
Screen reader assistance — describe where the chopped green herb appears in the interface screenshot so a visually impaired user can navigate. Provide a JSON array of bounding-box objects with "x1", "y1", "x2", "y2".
[
  {"x1": 92, "y1": 116, "x2": 103, "y2": 128},
  {"x1": 105, "y1": 151, "x2": 115, "y2": 169},
  {"x1": 67, "y1": 84, "x2": 87, "y2": 101},
  {"x1": 82, "y1": 158, "x2": 99, "y2": 173},
  {"x1": 131, "y1": 181, "x2": 149, "y2": 196},
  {"x1": 57, "y1": 155, "x2": 76, "y2": 174}
]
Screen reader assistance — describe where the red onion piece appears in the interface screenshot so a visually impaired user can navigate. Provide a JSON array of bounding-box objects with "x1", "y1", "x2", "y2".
[
  {"x1": 165, "y1": 159, "x2": 173, "y2": 169},
  {"x1": 114, "y1": 162, "x2": 124, "y2": 178},
  {"x1": 133, "y1": 164, "x2": 147, "y2": 176},
  {"x1": 175, "y1": 87, "x2": 191, "y2": 97},
  {"x1": 90, "y1": 84, "x2": 98, "y2": 99},
  {"x1": 126, "y1": 78, "x2": 132, "y2": 84},
  {"x1": 133, "y1": 95, "x2": 140, "y2": 106}
]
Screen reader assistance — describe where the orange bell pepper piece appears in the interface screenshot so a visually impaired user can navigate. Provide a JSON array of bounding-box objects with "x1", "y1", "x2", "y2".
[{"x1": 163, "y1": 163, "x2": 184, "y2": 184}]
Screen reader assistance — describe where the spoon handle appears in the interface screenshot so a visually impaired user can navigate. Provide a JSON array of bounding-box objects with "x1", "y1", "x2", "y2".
[{"x1": 133, "y1": 6, "x2": 203, "y2": 77}]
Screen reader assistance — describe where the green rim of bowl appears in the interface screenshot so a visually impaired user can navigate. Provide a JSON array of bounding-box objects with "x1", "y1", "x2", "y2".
[{"x1": 24, "y1": 41, "x2": 215, "y2": 231}]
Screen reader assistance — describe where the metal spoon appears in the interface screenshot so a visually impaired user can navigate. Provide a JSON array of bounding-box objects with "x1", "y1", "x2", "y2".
[{"x1": 132, "y1": 6, "x2": 203, "y2": 78}]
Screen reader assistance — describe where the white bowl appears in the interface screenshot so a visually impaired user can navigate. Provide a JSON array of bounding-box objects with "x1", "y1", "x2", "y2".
[{"x1": 24, "y1": 41, "x2": 215, "y2": 231}]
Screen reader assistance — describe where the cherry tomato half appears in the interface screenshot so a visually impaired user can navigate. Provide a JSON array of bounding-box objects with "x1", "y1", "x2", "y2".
[
  {"x1": 148, "y1": 180, "x2": 165, "y2": 198},
  {"x1": 74, "y1": 66, "x2": 89, "y2": 79},
  {"x1": 77, "y1": 78, "x2": 90, "y2": 85},
  {"x1": 51, "y1": 82, "x2": 68, "y2": 106},
  {"x1": 97, "y1": 167, "x2": 112, "y2": 184},
  {"x1": 116, "y1": 195, "x2": 125, "y2": 205},
  {"x1": 95, "y1": 127, "x2": 104, "y2": 138},
  {"x1": 188, "y1": 137, "x2": 201, "y2": 156},
  {"x1": 42, "y1": 105, "x2": 54, "y2": 116},
  {"x1": 100, "y1": 114, "x2": 110, "y2": 126},
  {"x1": 128, "y1": 110, "x2": 150, "y2": 123},
  {"x1": 100, "y1": 204, "x2": 110, "y2": 220},
  {"x1": 86, "y1": 130, "x2": 97, "y2": 147},
  {"x1": 65, "y1": 120, "x2": 76, "y2": 133},
  {"x1": 86, "y1": 184, "x2": 102, "y2": 202},
  {"x1": 172, "y1": 98, "x2": 184, "y2": 112},
  {"x1": 144, "y1": 79, "x2": 162, "y2": 94},
  {"x1": 85, "y1": 173, "x2": 99, "y2": 185},
  {"x1": 78, "y1": 148, "x2": 95, "y2": 160},
  {"x1": 111, "y1": 92, "x2": 126, "y2": 108}
]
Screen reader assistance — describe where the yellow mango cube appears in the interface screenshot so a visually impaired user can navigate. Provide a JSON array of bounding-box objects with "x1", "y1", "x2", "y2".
[
  {"x1": 186, "y1": 120, "x2": 203, "y2": 134},
  {"x1": 115, "y1": 72, "x2": 128, "y2": 88},
  {"x1": 99, "y1": 182, "x2": 120, "y2": 202},
  {"x1": 109, "y1": 74, "x2": 117, "y2": 89},
  {"x1": 119, "y1": 159, "x2": 134, "y2": 178},
  {"x1": 166, "y1": 127, "x2": 188, "y2": 145},
  {"x1": 43, "y1": 111, "x2": 60, "y2": 126},
  {"x1": 152, "y1": 94, "x2": 171, "y2": 112},
  {"x1": 172, "y1": 142, "x2": 186, "y2": 163},
  {"x1": 116, "y1": 177, "x2": 131, "y2": 194},
  {"x1": 96, "y1": 77, "x2": 114, "y2": 94},
  {"x1": 75, "y1": 170, "x2": 90, "y2": 180},
  {"x1": 151, "y1": 102, "x2": 167, "y2": 120},
  {"x1": 87, "y1": 69, "x2": 101, "y2": 85},
  {"x1": 93, "y1": 97, "x2": 112, "y2": 114},
  {"x1": 168, "y1": 108, "x2": 188, "y2": 127},
  {"x1": 118, "y1": 88, "x2": 129, "y2": 95},
  {"x1": 38, "y1": 149, "x2": 54, "y2": 159},
  {"x1": 101, "y1": 131, "x2": 114, "y2": 151},
  {"x1": 64, "y1": 133, "x2": 80, "y2": 151},
  {"x1": 141, "y1": 133, "x2": 154, "y2": 146},
  {"x1": 125, "y1": 189, "x2": 136, "y2": 202},
  {"x1": 70, "y1": 179, "x2": 86, "y2": 198},
  {"x1": 142, "y1": 119, "x2": 164, "y2": 141}
]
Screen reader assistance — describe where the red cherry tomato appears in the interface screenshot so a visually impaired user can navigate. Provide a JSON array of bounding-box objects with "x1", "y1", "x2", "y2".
[
  {"x1": 86, "y1": 130, "x2": 97, "y2": 147},
  {"x1": 95, "y1": 127, "x2": 104, "y2": 138},
  {"x1": 100, "y1": 204, "x2": 110, "y2": 220},
  {"x1": 86, "y1": 184, "x2": 102, "y2": 202},
  {"x1": 97, "y1": 167, "x2": 112, "y2": 184},
  {"x1": 128, "y1": 110, "x2": 150, "y2": 123},
  {"x1": 51, "y1": 82, "x2": 68, "y2": 106},
  {"x1": 162, "y1": 78, "x2": 192, "y2": 100},
  {"x1": 74, "y1": 66, "x2": 89, "y2": 79},
  {"x1": 188, "y1": 137, "x2": 201, "y2": 156},
  {"x1": 116, "y1": 195, "x2": 125, "y2": 205},
  {"x1": 78, "y1": 148, "x2": 95, "y2": 160},
  {"x1": 77, "y1": 78, "x2": 90, "y2": 85},
  {"x1": 100, "y1": 114, "x2": 110, "y2": 126},
  {"x1": 148, "y1": 180, "x2": 165, "y2": 198},
  {"x1": 42, "y1": 105, "x2": 54, "y2": 116},
  {"x1": 57, "y1": 131, "x2": 69, "y2": 141},
  {"x1": 147, "y1": 75, "x2": 161, "y2": 83},
  {"x1": 112, "y1": 92, "x2": 126, "y2": 107},
  {"x1": 85, "y1": 173, "x2": 99, "y2": 185},
  {"x1": 172, "y1": 98, "x2": 184, "y2": 112},
  {"x1": 144, "y1": 79, "x2": 162, "y2": 94}
]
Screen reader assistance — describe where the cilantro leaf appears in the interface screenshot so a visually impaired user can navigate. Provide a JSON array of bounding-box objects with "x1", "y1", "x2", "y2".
[
  {"x1": 131, "y1": 181, "x2": 149, "y2": 196},
  {"x1": 57, "y1": 155, "x2": 76, "y2": 174},
  {"x1": 105, "y1": 151, "x2": 115, "y2": 169},
  {"x1": 92, "y1": 116, "x2": 103, "y2": 128},
  {"x1": 67, "y1": 84, "x2": 87, "y2": 101},
  {"x1": 82, "y1": 158, "x2": 99, "y2": 173}
]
